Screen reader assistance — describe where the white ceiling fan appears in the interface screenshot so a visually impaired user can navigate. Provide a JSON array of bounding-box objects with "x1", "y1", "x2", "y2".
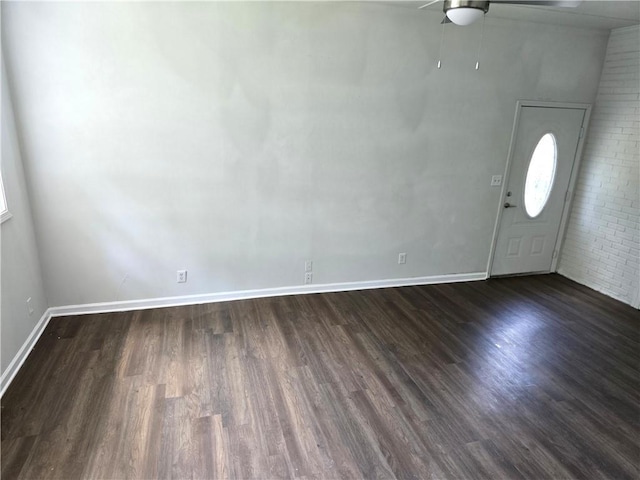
[{"x1": 419, "y1": 0, "x2": 582, "y2": 26}]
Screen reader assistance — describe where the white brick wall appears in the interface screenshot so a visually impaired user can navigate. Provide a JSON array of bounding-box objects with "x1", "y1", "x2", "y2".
[{"x1": 559, "y1": 25, "x2": 639, "y2": 309}]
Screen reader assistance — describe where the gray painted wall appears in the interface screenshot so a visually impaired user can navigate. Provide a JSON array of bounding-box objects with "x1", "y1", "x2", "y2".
[
  {"x1": 1, "y1": 59, "x2": 48, "y2": 373},
  {"x1": 2, "y1": 2, "x2": 608, "y2": 308}
]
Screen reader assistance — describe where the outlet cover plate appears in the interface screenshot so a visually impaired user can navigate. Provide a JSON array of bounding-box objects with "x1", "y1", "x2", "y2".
[{"x1": 177, "y1": 270, "x2": 188, "y2": 283}]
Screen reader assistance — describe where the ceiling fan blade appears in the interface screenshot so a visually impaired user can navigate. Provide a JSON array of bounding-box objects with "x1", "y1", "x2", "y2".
[
  {"x1": 441, "y1": 15, "x2": 452, "y2": 24},
  {"x1": 491, "y1": 0, "x2": 581, "y2": 7},
  {"x1": 418, "y1": 0, "x2": 442, "y2": 9}
]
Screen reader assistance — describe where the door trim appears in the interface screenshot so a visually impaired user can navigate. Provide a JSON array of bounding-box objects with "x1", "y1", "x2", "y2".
[{"x1": 487, "y1": 100, "x2": 592, "y2": 277}]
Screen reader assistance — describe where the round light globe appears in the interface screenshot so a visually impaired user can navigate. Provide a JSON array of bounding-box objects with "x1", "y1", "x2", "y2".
[{"x1": 446, "y1": 7, "x2": 484, "y2": 25}]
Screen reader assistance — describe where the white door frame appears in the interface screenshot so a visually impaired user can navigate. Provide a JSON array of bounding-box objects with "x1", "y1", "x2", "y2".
[{"x1": 487, "y1": 100, "x2": 592, "y2": 277}]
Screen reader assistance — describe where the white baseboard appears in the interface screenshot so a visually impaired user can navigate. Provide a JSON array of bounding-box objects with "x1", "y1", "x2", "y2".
[
  {"x1": 0, "y1": 309, "x2": 53, "y2": 398},
  {"x1": 1, "y1": 272, "x2": 487, "y2": 397},
  {"x1": 48, "y1": 272, "x2": 487, "y2": 317}
]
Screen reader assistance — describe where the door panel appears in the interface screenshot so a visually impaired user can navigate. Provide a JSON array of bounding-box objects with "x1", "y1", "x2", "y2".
[{"x1": 491, "y1": 106, "x2": 585, "y2": 276}]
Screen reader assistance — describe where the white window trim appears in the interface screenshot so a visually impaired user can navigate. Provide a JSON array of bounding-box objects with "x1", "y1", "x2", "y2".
[{"x1": 0, "y1": 176, "x2": 10, "y2": 224}]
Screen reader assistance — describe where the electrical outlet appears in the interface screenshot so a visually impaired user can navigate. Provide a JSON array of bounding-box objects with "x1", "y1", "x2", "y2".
[
  {"x1": 491, "y1": 175, "x2": 503, "y2": 186},
  {"x1": 398, "y1": 253, "x2": 407, "y2": 264},
  {"x1": 177, "y1": 270, "x2": 188, "y2": 283},
  {"x1": 305, "y1": 260, "x2": 313, "y2": 272},
  {"x1": 26, "y1": 297, "x2": 34, "y2": 316},
  {"x1": 304, "y1": 272, "x2": 313, "y2": 285}
]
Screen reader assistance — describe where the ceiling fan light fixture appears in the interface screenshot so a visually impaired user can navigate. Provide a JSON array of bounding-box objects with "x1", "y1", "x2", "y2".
[
  {"x1": 442, "y1": 1, "x2": 489, "y2": 26},
  {"x1": 446, "y1": 7, "x2": 485, "y2": 25}
]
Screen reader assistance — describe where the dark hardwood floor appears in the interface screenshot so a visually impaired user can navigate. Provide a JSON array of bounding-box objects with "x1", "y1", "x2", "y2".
[{"x1": 2, "y1": 274, "x2": 638, "y2": 479}]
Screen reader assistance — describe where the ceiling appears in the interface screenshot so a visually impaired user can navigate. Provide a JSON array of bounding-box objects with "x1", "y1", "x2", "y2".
[{"x1": 395, "y1": 1, "x2": 640, "y2": 30}]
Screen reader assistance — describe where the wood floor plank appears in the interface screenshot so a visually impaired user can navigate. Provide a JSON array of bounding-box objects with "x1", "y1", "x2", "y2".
[
  {"x1": 0, "y1": 435, "x2": 36, "y2": 479},
  {"x1": 2, "y1": 274, "x2": 638, "y2": 479}
]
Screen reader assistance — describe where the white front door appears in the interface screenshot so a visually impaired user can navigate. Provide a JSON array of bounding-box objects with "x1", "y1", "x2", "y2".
[{"x1": 491, "y1": 105, "x2": 586, "y2": 276}]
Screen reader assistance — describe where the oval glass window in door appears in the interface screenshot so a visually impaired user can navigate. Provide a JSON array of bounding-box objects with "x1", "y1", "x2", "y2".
[{"x1": 524, "y1": 133, "x2": 557, "y2": 218}]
